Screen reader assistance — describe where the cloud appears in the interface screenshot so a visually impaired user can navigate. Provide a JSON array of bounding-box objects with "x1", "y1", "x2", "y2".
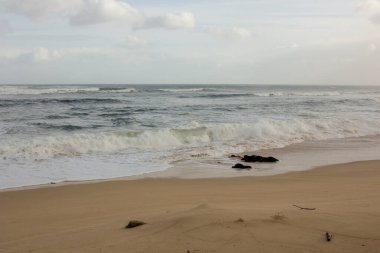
[
  {"x1": 0, "y1": 20, "x2": 11, "y2": 36},
  {"x1": 357, "y1": 0, "x2": 380, "y2": 12},
  {"x1": 357, "y1": 0, "x2": 380, "y2": 24},
  {"x1": 205, "y1": 26, "x2": 252, "y2": 40},
  {"x1": 16, "y1": 47, "x2": 62, "y2": 64},
  {"x1": 137, "y1": 12, "x2": 196, "y2": 30},
  {"x1": 0, "y1": 0, "x2": 83, "y2": 19},
  {"x1": 69, "y1": 0, "x2": 142, "y2": 26},
  {"x1": 125, "y1": 35, "x2": 147, "y2": 47},
  {"x1": 369, "y1": 43, "x2": 377, "y2": 51},
  {"x1": 0, "y1": 0, "x2": 196, "y2": 31}
]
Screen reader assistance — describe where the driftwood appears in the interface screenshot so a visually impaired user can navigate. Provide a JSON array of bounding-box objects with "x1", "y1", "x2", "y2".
[
  {"x1": 325, "y1": 232, "x2": 333, "y2": 241},
  {"x1": 292, "y1": 205, "x2": 316, "y2": 211}
]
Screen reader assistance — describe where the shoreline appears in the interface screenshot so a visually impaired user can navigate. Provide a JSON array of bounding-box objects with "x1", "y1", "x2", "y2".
[
  {"x1": 1, "y1": 160, "x2": 380, "y2": 252},
  {"x1": 0, "y1": 158, "x2": 377, "y2": 193},
  {"x1": 2, "y1": 134, "x2": 380, "y2": 192}
]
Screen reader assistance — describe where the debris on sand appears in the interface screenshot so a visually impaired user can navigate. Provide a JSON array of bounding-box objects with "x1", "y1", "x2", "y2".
[
  {"x1": 125, "y1": 220, "x2": 146, "y2": 229},
  {"x1": 325, "y1": 232, "x2": 333, "y2": 242}
]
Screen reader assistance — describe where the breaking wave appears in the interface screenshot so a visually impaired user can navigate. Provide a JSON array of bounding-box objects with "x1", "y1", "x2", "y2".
[{"x1": 1, "y1": 117, "x2": 379, "y2": 161}]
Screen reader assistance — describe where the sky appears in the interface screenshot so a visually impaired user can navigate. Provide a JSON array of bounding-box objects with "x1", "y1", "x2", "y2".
[{"x1": 0, "y1": 0, "x2": 379, "y2": 85}]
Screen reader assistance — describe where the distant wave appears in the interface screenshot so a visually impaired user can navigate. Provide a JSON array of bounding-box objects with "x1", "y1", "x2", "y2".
[
  {"x1": 0, "y1": 86, "x2": 139, "y2": 95},
  {"x1": 2, "y1": 117, "x2": 380, "y2": 161},
  {"x1": 98, "y1": 87, "x2": 139, "y2": 93},
  {"x1": 32, "y1": 123, "x2": 85, "y2": 131},
  {"x1": 166, "y1": 90, "x2": 343, "y2": 98},
  {"x1": 288, "y1": 91, "x2": 342, "y2": 96},
  {"x1": 197, "y1": 93, "x2": 254, "y2": 98},
  {"x1": 251, "y1": 91, "x2": 342, "y2": 97},
  {"x1": 31, "y1": 122, "x2": 105, "y2": 131},
  {"x1": 0, "y1": 98, "x2": 123, "y2": 107},
  {"x1": 158, "y1": 88, "x2": 220, "y2": 93},
  {"x1": 0, "y1": 86, "x2": 98, "y2": 95},
  {"x1": 251, "y1": 92, "x2": 284, "y2": 97}
]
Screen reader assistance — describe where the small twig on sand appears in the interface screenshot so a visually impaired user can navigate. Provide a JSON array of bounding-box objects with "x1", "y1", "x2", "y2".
[{"x1": 292, "y1": 205, "x2": 316, "y2": 211}]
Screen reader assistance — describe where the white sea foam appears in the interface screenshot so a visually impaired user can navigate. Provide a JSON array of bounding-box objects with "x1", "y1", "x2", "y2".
[{"x1": 1, "y1": 117, "x2": 379, "y2": 161}]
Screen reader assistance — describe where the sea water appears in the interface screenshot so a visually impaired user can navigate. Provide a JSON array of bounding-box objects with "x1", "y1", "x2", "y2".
[{"x1": 1, "y1": 85, "x2": 380, "y2": 189}]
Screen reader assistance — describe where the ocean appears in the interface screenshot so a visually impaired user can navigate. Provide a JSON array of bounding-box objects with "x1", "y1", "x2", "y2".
[{"x1": 1, "y1": 85, "x2": 380, "y2": 189}]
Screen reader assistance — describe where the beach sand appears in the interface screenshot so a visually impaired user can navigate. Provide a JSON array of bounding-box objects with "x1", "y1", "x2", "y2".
[{"x1": 1, "y1": 160, "x2": 380, "y2": 253}]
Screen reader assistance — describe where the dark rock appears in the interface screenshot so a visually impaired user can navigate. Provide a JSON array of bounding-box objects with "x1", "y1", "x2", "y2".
[
  {"x1": 235, "y1": 218, "x2": 245, "y2": 223},
  {"x1": 230, "y1": 155, "x2": 242, "y2": 159},
  {"x1": 232, "y1": 163, "x2": 252, "y2": 170},
  {"x1": 266, "y1": 156, "x2": 279, "y2": 162},
  {"x1": 325, "y1": 232, "x2": 333, "y2": 242},
  {"x1": 125, "y1": 220, "x2": 146, "y2": 229},
  {"x1": 242, "y1": 155, "x2": 279, "y2": 163}
]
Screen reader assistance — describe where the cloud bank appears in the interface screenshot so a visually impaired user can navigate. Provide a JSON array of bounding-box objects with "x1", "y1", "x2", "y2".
[
  {"x1": 0, "y1": 0, "x2": 196, "y2": 30},
  {"x1": 0, "y1": 20, "x2": 11, "y2": 36},
  {"x1": 17, "y1": 47, "x2": 62, "y2": 64},
  {"x1": 205, "y1": 26, "x2": 252, "y2": 40},
  {"x1": 69, "y1": 0, "x2": 142, "y2": 26},
  {"x1": 357, "y1": 0, "x2": 380, "y2": 24},
  {"x1": 137, "y1": 12, "x2": 196, "y2": 30},
  {"x1": 0, "y1": 0, "x2": 83, "y2": 19}
]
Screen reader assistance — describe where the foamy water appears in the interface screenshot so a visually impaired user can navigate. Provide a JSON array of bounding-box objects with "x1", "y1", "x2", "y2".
[{"x1": 1, "y1": 85, "x2": 380, "y2": 189}]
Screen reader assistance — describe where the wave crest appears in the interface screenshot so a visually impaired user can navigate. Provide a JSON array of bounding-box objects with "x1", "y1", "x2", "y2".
[{"x1": 1, "y1": 117, "x2": 379, "y2": 161}]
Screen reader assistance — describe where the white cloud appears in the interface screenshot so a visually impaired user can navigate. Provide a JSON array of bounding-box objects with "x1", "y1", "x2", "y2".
[
  {"x1": 357, "y1": 0, "x2": 380, "y2": 12},
  {"x1": 0, "y1": 0, "x2": 83, "y2": 19},
  {"x1": 0, "y1": 0, "x2": 142, "y2": 25},
  {"x1": 137, "y1": 12, "x2": 196, "y2": 30},
  {"x1": 357, "y1": 0, "x2": 380, "y2": 24},
  {"x1": 0, "y1": 0, "x2": 196, "y2": 30},
  {"x1": 125, "y1": 35, "x2": 147, "y2": 47},
  {"x1": 0, "y1": 20, "x2": 11, "y2": 36},
  {"x1": 16, "y1": 47, "x2": 62, "y2": 64},
  {"x1": 369, "y1": 43, "x2": 377, "y2": 51},
  {"x1": 291, "y1": 43, "x2": 300, "y2": 49},
  {"x1": 70, "y1": 0, "x2": 142, "y2": 26},
  {"x1": 205, "y1": 26, "x2": 252, "y2": 40}
]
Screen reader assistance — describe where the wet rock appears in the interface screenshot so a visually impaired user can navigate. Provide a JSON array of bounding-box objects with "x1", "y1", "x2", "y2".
[
  {"x1": 125, "y1": 220, "x2": 146, "y2": 229},
  {"x1": 325, "y1": 232, "x2": 333, "y2": 242},
  {"x1": 242, "y1": 155, "x2": 279, "y2": 163},
  {"x1": 232, "y1": 163, "x2": 252, "y2": 170}
]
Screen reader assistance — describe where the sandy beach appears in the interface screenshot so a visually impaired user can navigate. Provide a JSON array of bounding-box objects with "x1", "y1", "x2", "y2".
[{"x1": 1, "y1": 160, "x2": 380, "y2": 253}]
